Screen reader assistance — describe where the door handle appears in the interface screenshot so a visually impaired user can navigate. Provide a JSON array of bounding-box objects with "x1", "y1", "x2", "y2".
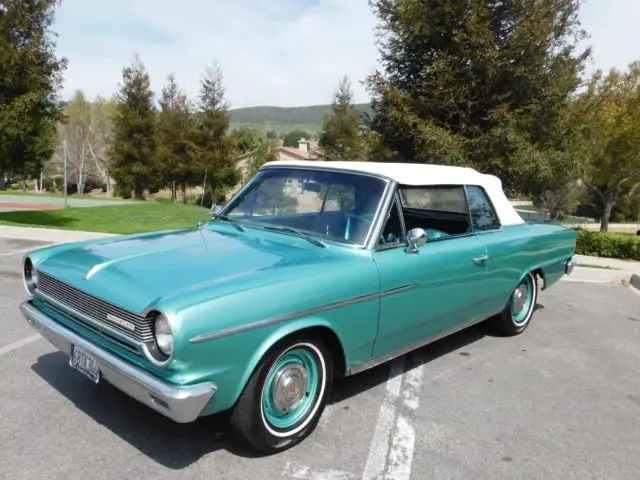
[{"x1": 473, "y1": 255, "x2": 489, "y2": 266}]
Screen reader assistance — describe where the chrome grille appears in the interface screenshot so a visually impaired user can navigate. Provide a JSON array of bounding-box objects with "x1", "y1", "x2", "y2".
[{"x1": 37, "y1": 271, "x2": 154, "y2": 344}]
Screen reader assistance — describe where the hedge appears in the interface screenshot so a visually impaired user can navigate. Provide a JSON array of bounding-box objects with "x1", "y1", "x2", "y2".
[{"x1": 575, "y1": 229, "x2": 640, "y2": 261}]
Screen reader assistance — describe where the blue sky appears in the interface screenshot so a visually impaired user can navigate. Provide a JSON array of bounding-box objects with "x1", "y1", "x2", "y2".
[{"x1": 52, "y1": 0, "x2": 640, "y2": 108}]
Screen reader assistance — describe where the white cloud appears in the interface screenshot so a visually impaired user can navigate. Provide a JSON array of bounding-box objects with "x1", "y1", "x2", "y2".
[{"x1": 52, "y1": 0, "x2": 639, "y2": 107}]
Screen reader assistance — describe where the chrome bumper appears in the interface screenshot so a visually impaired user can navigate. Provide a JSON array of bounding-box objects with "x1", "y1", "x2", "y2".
[
  {"x1": 565, "y1": 255, "x2": 578, "y2": 275},
  {"x1": 20, "y1": 301, "x2": 217, "y2": 423}
]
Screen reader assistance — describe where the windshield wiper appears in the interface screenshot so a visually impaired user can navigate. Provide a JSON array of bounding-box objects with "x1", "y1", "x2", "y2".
[
  {"x1": 262, "y1": 225, "x2": 326, "y2": 248},
  {"x1": 208, "y1": 213, "x2": 245, "y2": 232}
]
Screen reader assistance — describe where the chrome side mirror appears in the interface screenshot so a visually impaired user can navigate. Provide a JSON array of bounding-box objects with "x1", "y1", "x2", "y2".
[
  {"x1": 209, "y1": 204, "x2": 224, "y2": 218},
  {"x1": 405, "y1": 227, "x2": 427, "y2": 254}
]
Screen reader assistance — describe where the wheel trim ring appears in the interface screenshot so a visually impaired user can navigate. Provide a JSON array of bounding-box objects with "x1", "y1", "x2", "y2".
[
  {"x1": 512, "y1": 275, "x2": 534, "y2": 325},
  {"x1": 262, "y1": 349, "x2": 318, "y2": 429},
  {"x1": 259, "y1": 342, "x2": 326, "y2": 438}
]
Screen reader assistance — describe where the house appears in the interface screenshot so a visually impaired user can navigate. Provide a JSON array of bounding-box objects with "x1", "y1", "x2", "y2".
[{"x1": 230, "y1": 138, "x2": 324, "y2": 199}]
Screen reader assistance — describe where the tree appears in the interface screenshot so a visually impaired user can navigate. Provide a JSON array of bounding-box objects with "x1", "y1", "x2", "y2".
[
  {"x1": 0, "y1": 0, "x2": 67, "y2": 181},
  {"x1": 319, "y1": 76, "x2": 365, "y2": 161},
  {"x1": 283, "y1": 129, "x2": 311, "y2": 148},
  {"x1": 229, "y1": 126, "x2": 262, "y2": 154},
  {"x1": 244, "y1": 137, "x2": 278, "y2": 182},
  {"x1": 572, "y1": 62, "x2": 640, "y2": 231},
  {"x1": 86, "y1": 96, "x2": 117, "y2": 197},
  {"x1": 365, "y1": 0, "x2": 590, "y2": 193},
  {"x1": 59, "y1": 90, "x2": 92, "y2": 194},
  {"x1": 192, "y1": 62, "x2": 239, "y2": 202},
  {"x1": 157, "y1": 72, "x2": 197, "y2": 202},
  {"x1": 109, "y1": 55, "x2": 157, "y2": 199}
]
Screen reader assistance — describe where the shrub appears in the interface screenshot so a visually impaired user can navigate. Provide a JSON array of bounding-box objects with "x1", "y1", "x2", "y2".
[{"x1": 575, "y1": 229, "x2": 640, "y2": 260}]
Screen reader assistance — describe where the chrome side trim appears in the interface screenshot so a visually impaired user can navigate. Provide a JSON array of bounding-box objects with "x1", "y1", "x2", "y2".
[
  {"x1": 20, "y1": 301, "x2": 216, "y2": 423},
  {"x1": 190, "y1": 284, "x2": 417, "y2": 344},
  {"x1": 349, "y1": 309, "x2": 502, "y2": 375}
]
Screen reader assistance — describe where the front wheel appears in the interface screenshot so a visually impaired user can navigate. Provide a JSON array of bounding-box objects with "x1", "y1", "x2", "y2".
[
  {"x1": 229, "y1": 337, "x2": 333, "y2": 454},
  {"x1": 490, "y1": 271, "x2": 539, "y2": 336}
]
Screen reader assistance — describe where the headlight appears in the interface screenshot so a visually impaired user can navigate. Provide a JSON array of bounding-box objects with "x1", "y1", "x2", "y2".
[
  {"x1": 23, "y1": 257, "x2": 37, "y2": 295},
  {"x1": 154, "y1": 314, "x2": 174, "y2": 357}
]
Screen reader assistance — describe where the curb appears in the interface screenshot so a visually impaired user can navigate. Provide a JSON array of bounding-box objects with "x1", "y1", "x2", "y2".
[{"x1": 631, "y1": 274, "x2": 640, "y2": 291}]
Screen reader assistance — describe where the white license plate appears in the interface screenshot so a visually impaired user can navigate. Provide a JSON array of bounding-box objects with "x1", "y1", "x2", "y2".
[{"x1": 69, "y1": 346, "x2": 100, "y2": 383}]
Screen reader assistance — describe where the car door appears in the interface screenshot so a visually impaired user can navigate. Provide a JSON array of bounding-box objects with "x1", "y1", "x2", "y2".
[
  {"x1": 464, "y1": 184, "x2": 519, "y2": 312},
  {"x1": 370, "y1": 187, "x2": 493, "y2": 359}
]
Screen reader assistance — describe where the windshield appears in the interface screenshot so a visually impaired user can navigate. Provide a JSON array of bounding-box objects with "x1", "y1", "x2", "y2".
[{"x1": 221, "y1": 167, "x2": 388, "y2": 246}]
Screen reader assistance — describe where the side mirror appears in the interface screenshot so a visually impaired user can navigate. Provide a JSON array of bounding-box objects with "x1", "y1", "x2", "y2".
[
  {"x1": 209, "y1": 204, "x2": 224, "y2": 218},
  {"x1": 405, "y1": 227, "x2": 427, "y2": 254}
]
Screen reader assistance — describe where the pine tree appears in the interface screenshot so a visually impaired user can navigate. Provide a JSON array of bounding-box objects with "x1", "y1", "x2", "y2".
[
  {"x1": 157, "y1": 73, "x2": 196, "y2": 202},
  {"x1": 109, "y1": 55, "x2": 157, "y2": 199},
  {"x1": 193, "y1": 62, "x2": 239, "y2": 202},
  {"x1": 319, "y1": 76, "x2": 365, "y2": 161},
  {"x1": 366, "y1": 0, "x2": 590, "y2": 192},
  {"x1": 0, "y1": 0, "x2": 67, "y2": 180}
]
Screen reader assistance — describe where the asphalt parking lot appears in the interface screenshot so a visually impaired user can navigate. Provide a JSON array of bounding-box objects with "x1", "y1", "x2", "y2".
[{"x1": 2, "y1": 237, "x2": 640, "y2": 480}]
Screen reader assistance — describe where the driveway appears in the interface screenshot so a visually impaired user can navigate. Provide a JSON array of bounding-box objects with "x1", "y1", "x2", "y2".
[{"x1": 1, "y1": 237, "x2": 640, "y2": 480}]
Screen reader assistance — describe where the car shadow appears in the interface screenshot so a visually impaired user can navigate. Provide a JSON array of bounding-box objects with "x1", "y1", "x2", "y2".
[{"x1": 29, "y1": 305, "x2": 543, "y2": 469}]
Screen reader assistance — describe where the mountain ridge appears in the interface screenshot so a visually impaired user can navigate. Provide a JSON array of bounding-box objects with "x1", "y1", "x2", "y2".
[{"x1": 228, "y1": 103, "x2": 372, "y2": 135}]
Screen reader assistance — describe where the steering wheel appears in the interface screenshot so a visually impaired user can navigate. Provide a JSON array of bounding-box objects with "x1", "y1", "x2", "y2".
[{"x1": 343, "y1": 213, "x2": 374, "y2": 241}]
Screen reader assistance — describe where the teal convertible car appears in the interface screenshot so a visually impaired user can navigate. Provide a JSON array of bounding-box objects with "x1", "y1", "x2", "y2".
[{"x1": 20, "y1": 160, "x2": 577, "y2": 453}]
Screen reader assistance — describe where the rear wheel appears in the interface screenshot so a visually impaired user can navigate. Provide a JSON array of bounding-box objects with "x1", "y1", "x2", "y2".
[
  {"x1": 491, "y1": 272, "x2": 538, "y2": 336},
  {"x1": 230, "y1": 336, "x2": 333, "y2": 454}
]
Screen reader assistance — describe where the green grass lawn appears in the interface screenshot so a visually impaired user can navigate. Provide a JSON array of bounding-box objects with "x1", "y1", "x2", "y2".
[{"x1": 0, "y1": 202, "x2": 210, "y2": 234}]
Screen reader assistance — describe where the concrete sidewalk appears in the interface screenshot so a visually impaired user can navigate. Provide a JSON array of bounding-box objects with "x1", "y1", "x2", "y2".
[{"x1": 0, "y1": 225, "x2": 117, "y2": 243}]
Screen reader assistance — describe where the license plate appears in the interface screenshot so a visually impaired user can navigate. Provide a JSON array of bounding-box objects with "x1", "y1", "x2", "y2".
[{"x1": 69, "y1": 346, "x2": 100, "y2": 383}]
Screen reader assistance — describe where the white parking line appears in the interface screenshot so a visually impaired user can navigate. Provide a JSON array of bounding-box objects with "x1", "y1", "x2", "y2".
[
  {"x1": 362, "y1": 357, "x2": 406, "y2": 480},
  {"x1": 386, "y1": 355, "x2": 425, "y2": 480},
  {"x1": 283, "y1": 462, "x2": 355, "y2": 480},
  {"x1": 0, "y1": 334, "x2": 41, "y2": 357},
  {"x1": 362, "y1": 355, "x2": 425, "y2": 480}
]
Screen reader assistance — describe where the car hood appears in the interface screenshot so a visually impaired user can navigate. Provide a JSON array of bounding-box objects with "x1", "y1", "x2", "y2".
[{"x1": 35, "y1": 225, "x2": 343, "y2": 314}]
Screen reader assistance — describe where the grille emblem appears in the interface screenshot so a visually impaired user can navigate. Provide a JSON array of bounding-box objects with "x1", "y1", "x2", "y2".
[{"x1": 107, "y1": 313, "x2": 136, "y2": 332}]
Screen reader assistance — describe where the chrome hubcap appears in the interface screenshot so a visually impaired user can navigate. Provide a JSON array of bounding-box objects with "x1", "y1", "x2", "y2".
[
  {"x1": 271, "y1": 364, "x2": 308, "y2": 412},
  {"x1": 513, "y1": 284, "x2": 528, "y2": 312}
]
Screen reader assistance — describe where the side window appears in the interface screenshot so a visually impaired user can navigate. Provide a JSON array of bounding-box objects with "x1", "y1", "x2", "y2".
[
  {"x1": 399, "y1": 186, "x2": 467, "y2": 213},
  {"x1": 378, "y1": 199, "x2": 404, "y2": 247},
  {"x1": 465, "y1": 185, "x2": 500, "y2": 231}
]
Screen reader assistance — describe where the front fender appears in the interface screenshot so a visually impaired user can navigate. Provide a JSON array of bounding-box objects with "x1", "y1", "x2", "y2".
[
  {"x1": 194, "y1": 317, "x2": 347, "y2": 415},
  {"x1": 232, "y1": 317, "x2": 343, "y2": 408}
]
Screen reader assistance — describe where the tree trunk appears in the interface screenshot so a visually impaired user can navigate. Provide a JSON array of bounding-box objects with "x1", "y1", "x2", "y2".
[
  {"x1": 172, "y1": 180, "x2": 176, "y2": 202},
  {"x1": 600, "y1": 200, "x2": 614, "y2": 232},
  {"x1": 182, "y1": 181, "x2": 187, "y2": 205}
]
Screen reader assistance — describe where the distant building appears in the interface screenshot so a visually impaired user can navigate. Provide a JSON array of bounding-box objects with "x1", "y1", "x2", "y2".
[{"x1": 230, "y1": 138, "x2": 324, "y2": 199}]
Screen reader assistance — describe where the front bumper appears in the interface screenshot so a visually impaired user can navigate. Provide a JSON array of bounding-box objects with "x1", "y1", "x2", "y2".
[
  {"x1": 20, "y1": 300, "x2": 217, "y2": 423},
  {"x1": 565, "y1": 255, "x2": 578, "y2": 275}
]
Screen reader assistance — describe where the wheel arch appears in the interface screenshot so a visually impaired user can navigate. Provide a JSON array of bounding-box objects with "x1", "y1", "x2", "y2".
[{"x1": 229, "y1": 320, "x2": 348, "y2": 408}]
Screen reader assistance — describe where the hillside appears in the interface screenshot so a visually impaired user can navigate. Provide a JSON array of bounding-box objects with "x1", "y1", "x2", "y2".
[{"x1": 229, "y1": 103, "x2": 372, "y2": 135}]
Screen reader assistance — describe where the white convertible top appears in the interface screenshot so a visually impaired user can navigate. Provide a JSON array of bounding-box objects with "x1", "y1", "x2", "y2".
[{"x1": 262, "y1": 160, "x2": 525, "y2": 226}]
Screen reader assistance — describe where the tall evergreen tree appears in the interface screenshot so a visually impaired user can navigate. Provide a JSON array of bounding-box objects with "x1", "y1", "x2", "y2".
[
  {"x1": 365, "y1": 0, "x2": 590, "y2": 192},
  {"x1": 193, "y1": 62, "x2": 239, "y2": 202},
  {"x1": 109, "y1": 55, "x2": 157, "y2": 199},
  {"x1": 0, "y1": 0, "x2": 67, "y2": 180},
  {"x1": 319, "y1": 76, "x2": 365, "y2": 161},
  {"x1": 157, "y1": 72, "x2": 196, "y2": 202}
]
